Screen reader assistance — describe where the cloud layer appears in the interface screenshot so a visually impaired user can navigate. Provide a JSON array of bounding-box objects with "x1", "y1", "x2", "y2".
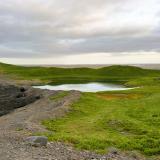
[{"x1": 0, "y1": 0, "x2": 160, "y2": 63}]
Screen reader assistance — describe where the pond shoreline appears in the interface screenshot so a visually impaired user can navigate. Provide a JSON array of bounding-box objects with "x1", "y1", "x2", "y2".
[{"x1": 33, "y1": 82, "x2": 133, "y2": 92}]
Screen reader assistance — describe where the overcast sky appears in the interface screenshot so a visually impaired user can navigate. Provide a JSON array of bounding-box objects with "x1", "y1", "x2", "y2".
[{"x1": 0, "y1": 0, "x2": 160, "y2": 64}]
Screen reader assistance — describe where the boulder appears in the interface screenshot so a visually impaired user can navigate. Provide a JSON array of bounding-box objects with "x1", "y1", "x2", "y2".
[
  {"x1": 0, "y1": 84, "x2": 41, "y2": 116},
  {"x1": 25, "y1": 136, "x2": 48, "y2": 147}
]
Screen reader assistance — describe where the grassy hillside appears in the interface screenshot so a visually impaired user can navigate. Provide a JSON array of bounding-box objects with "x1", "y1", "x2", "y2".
[
  {"x1": 43, "y1": 81, "x2": 160, "y2": 159},
  {"x1": 0, "y1": 62, "x2": 160, "y2": 85}
]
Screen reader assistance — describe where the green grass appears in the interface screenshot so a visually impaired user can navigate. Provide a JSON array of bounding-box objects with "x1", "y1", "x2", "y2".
[
  {"x1": 0, "y1": 62, "x2": 160, "y2": 85},
  {"x1": 50, "y1": 91, "x2": 70, "y2": 101},
  {"x1": 42, "y1": 80, "x2": 160, "y2": 157}
]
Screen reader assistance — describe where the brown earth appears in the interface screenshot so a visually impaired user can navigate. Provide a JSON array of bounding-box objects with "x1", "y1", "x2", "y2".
[{"x1": 97, "y1": 93, "x2": 143, "y2": 100}]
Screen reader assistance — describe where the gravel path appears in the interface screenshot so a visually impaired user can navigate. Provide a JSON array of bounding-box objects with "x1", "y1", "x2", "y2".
[{"x1": 0, "y1": 84, "x2": 146, "y2": 160}]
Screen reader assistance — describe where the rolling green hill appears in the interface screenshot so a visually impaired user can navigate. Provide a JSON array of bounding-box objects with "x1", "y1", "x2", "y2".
[{"x1": 0, "y1": 62, "x2": 160, "y2": 85}]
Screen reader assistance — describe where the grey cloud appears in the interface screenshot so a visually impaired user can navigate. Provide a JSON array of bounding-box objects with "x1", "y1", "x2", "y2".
[
  {"x1": 0, "y1": 0, "x2": 159, "y2": 58},
  {"x1": 70, "y1": 36, "x2": 160, "y2": 53}
]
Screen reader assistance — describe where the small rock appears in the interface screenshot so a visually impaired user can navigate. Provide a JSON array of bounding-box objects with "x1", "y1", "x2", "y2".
[
  {"x1": 20, "y1": 87, "x2": 26, "y2": 92},
  {"x1": 108, "y1": 147, "x2": 119, "y2": 155},
  {"x1": 35, "y1": 95, "x2": 41, "y2": 99},
  {"x1": 25, "y1": 136, "x2": 48, "y2": 147}
]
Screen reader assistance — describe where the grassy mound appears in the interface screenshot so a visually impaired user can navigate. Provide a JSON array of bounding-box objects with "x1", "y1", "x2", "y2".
[{"x1": 0, "y1": 62, "x2": 160, "y2": 85}]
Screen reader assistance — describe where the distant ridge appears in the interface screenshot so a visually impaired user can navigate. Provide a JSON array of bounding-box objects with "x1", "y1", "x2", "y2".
[
  {"x1": 0, "y1": 62, "x2": 160, "y2": 85},
  {"x1": 21, "y1": 64, "x2": 160, "y2": 70}
]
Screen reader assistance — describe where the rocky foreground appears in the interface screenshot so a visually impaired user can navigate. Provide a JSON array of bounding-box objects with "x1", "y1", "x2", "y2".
[{"x1": 0, "y1": 83, "x2": 147, "y2": 160}]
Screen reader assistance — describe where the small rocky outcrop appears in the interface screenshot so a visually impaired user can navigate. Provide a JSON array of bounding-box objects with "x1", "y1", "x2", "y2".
[
  {"x1": 25, "y1": 136, "x2": 48, "y2": 147},
  {"x1": 0, "y1": 84, "x2": 41, "y2": 116}
]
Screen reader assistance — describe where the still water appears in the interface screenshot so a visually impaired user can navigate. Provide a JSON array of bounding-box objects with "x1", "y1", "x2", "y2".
[{"x1": 34, "y1": 82, "x2": 132, "y2": 92}]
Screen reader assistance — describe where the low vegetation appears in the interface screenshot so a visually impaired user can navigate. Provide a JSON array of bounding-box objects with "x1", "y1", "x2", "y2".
[
  {"x1": 42, "y1": 76, "x2": 160, "y2": 158},
  {"x1": 0, "y1": 62, "x2": 160, "y2": 158},
  {"x1": 0, "y1": 62, "x2": 160, "y2": 85}
]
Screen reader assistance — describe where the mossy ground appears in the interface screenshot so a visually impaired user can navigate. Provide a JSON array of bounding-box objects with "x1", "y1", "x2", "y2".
[{"x1": 43, "y1": 80, "x2": 160, "y2": 158}]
